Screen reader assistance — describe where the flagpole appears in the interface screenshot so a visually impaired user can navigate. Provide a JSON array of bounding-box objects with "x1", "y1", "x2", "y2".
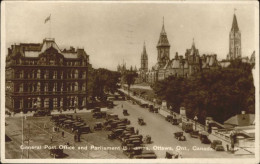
[{"x1": 50, "y1": 14, "x2": 52, "y2": 38}]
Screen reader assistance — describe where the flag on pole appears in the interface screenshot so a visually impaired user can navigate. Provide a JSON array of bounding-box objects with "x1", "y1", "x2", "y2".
[{"x1": 44, "y1": 14, "x2": 51, "y2": 24}]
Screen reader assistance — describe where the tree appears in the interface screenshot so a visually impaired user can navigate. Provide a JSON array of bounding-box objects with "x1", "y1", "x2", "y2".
[
  {"x1": 123, "y1": 69, "x2": 138, "y2": 95},
  {"x1": 152, "y1": 61, "x2": 255, "y2": 124},
  {"x1": 88, "y1": 68, "x2": 120, "y2": 101}
]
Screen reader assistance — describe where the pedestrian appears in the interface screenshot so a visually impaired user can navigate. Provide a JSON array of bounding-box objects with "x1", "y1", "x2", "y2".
[
  {"x1": 136, "y1": 129, "x2": 139, "y2": 135},
  {"x1": 50, "y1": 135, "x2": 53, "y2": 143},
  {"x1": 62, "y1": 131, "x2": 65, "y2": 138},
  {"x1": 77, "y1": 134, "x2": 81, "y2": 142}
]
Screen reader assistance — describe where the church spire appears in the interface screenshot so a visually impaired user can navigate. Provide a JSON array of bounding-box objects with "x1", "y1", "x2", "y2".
[{"x1": 231, "y1": 11, "x2": 239, "y2": 31}]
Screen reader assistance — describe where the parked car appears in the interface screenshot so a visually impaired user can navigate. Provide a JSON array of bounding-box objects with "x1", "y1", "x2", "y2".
[
  {"x1": 210, "y1": 140, "x2": 222, "y2": 149},
  {"x1": 215, "y1": 145, "x2": 225, "y2": 151},
  {"x1": 182, "y1": 121, "x2": 193, "y2": 133},
  {"x1": 33, "y1": 110, "x2": 51, "y2": 117},
  {"x1": 190, "y1": 130, "x2": 199, "y2": 138},
  {"x1": 78, "y1": 125, "x2": 92, "y2": 134},
  {"x1": 165, "y1": 115, "x2": 173, "y2": 122},
  {"x1": 199, "y1": 131, "x2": 211, "y2": 144},
  {"x1": 50, "y1": 147, "x2": 64, "y2": 158},
  {"x1": 174, "y1": 132, "x2": 186, "y2": 141},
  {"x1": 93, "y1": 122, "x2": 103, "y2": 130}
]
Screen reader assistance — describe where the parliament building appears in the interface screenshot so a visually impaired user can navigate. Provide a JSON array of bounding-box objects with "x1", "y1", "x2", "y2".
[
  {"x1": 5, "y1": 38, "x2": 90, "y2": 113},
  {"x1": 134, "y1": 12, "x2": 255, "y2": 84}
]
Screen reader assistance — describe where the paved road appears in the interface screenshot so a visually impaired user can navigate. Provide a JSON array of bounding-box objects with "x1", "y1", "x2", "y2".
[{"x1": 111, "y1": 100, "x2": 246, "y2": 158}]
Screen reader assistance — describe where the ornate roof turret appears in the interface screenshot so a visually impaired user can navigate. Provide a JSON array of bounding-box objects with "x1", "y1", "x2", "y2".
[{"x1": 157, "y1": 17, "x2": 170, "y2": 47}]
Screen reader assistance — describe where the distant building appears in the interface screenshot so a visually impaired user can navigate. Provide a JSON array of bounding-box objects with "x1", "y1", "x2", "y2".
[
  {"x1": 5, "y1": 38, "x2": 90, "y2": 113},
  {"x1": 224, "y1": 111, "x2": 255, "y2": 128}
]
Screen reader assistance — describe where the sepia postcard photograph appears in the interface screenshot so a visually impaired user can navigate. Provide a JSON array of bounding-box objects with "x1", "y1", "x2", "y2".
[{"x1": 1, "y1": 0, "x2": 259, "y2": 163}]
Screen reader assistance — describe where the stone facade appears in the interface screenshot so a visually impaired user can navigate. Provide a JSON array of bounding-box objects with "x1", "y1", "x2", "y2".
[{"x1": 5, "y1": 38, "x2": 90, "y2": 113}]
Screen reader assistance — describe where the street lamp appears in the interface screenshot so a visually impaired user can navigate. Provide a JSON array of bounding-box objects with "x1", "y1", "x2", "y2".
[{"x1": 194, "y1": 116, "x2": 198, "y2": 131}]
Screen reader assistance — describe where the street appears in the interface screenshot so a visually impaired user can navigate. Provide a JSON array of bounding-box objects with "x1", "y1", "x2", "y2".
[{"x1": 111, "y1": 100, "x2": 252, "y2": 158}]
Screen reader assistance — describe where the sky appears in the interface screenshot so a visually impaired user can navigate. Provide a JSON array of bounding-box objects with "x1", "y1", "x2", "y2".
[{"x1": 3, "y1": 1, "x2": 258, "y2": 71}]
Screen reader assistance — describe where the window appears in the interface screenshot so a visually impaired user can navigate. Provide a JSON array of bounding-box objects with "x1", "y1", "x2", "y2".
[
  {"x1": 37, "y1": 70, "x2": 41, "y2": 79},
  {"x1": 44, "y1": 70, "x2": 49, "y2": 79},
  {"x1": 44, "y1": 83, "x2": 48, "y2": 92},
  {"x1": 54, "y1": 71, "x2": 57, "y2": 79},
  {"x1": 19, "y1": 84, "x2": 23, "y2": 92},
  {"x1": 53, "y1": 83, "x2": 57, "y2": 92},
  {"x1": 44, "y1": 98, "x2": 49, "y2": 108},
  {"x1": 53, "y1": 98, "x2": 58, "y2": 108}
]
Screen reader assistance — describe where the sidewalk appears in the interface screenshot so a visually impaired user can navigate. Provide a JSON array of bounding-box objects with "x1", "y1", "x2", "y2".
[{"x1": 5, "y1": 107, "x2": 109, "y2": 118}]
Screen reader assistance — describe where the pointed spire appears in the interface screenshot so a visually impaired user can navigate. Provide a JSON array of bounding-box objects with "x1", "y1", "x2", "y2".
[
  {"x1": 231, "y1": 10, "x2": 239, "y2": 31},
  {"x1": 143, "y1": 41, "x2": 147, "y2": 55},
  {"x1": 161, "y1": 16, "x2": 166, "y2": 34},
  {"x1": 192, "y1": 38, "x2": 196, "y2": 48},
  {"x1": 157, "y1": 17, "x2": 170, "y2": 47}
]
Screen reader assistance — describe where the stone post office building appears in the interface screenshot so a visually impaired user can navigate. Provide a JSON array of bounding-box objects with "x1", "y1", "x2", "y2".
[{"x1": 5, "y1": 38, "x2": 90, "y2": 113}]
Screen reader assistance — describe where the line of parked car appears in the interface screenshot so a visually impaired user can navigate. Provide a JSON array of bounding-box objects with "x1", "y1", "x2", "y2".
[
  {"x1": 165, "y1": 114, "x2": 225, "y2": 151},
  {"x1": 92, "y1": 110, "x2": 156, "y2": 159}
]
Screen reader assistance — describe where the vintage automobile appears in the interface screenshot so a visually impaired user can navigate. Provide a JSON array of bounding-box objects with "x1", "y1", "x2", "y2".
[
  {"x1": 78, "y1": 125, "x2": 92, "y2": 134},
  {"x1": 165, "y1": 115, "x2": 173, "y2": 122},
  {"x1": 92, "y1": 107, "x2": 101, "y2": 113},
  {"x1": 174, "y1": 132, "x2": 186, "y2": 141},
  {"x1": 106, "y1": 114, "x2": 119, "y2": 120},
  {"x1": 215, "y1": 145, "x2": 225, "y2": 151},
  {"x1": 182, "y1": 121, "x2": 193, "y2": 133},
  {"x1": 33, "y1": 110, "x2": 51, "y2": 117},
  {"x1": 165, "y1": 151, "x2": 174, "y2": 159},
  {"x1": 120, "y1": 118, "x2": 131, "y2": 125},
  {"x1": 171, "y1": 117, "x2": 181, "y2": 125},
  {"x1": 123, "y1": 109, "x2": 129, "y2": 116},
  {"x1": 93, "y1": 122, "x2": 103, "y2": 130},
  {"x1": 210, "y1": 140, "x2": 222, "y2": 149},
  {"x1": 107, "y1": 101, "x2": 114, "y2": 109},
  {"x1": 50, "y1": 147, "x2": 64, "y2": 158},
  {"x1": 138, "y1": 117, "x2": 146, "y2": 126},
  {"x1": 143, "y1": 135, "x2": 152, "y2": 144},
  {"x1": 125, "y1": 126, "x2": 135, "y2": 133},
  {"x1": 63, "y1": 120, "x2": 76, "y2": 129},
  {"x1": 199, "y1": 131, "x2": 211, "y2": 144},
  {"x1": 71, "y1": 123, "x2": 86, "y2": 132},
  {"x1": 190, "y1": 130, "x2": 199, "y2": 138},
  {"x1": 108, "y1": 129, "x2": 124, "y2": 139},
  {"x1": 92, "y1": 112, "x2": 102, "y2": 119},
  {"x1": 154, "y1": 108, "x2": 159, "y2": 113}
]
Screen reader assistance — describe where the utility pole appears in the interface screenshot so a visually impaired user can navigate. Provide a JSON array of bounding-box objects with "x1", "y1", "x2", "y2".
[
  {"x1": 27, "y1": 123, "x2": 30, "y2": 158},
  {"x1": 21, "y1": 111, "x2": 24, "y2": 159}
]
